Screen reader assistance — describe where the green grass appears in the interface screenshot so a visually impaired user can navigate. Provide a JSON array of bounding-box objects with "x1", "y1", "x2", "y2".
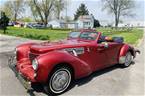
[
  {"x1": 0, "y1": 27, "x2": 143, "y2": 45},
  {"x1": 97, "y1": 28, "x2": 143, "y2": 45},
  {"x1": 0, "y1": 27, "x2": 70, "y2": 41}
]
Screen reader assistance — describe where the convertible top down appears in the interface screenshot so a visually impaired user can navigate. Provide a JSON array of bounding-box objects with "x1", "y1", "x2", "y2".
[{"x1": 9, "y1": 29, "x2": 140, "y2": 95}]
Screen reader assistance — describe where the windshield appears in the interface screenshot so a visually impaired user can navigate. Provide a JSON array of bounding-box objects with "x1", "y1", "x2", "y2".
[
  {"x1": 69, "y1": 31, "x2": 81, "y2": 38},
  {"x1": 79, "y1": 32, "x2": 98, "y2": 40}
]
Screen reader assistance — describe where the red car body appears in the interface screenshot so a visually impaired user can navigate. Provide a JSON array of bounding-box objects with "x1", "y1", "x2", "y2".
[{"x1": 10, "y1": 29, "x2": 139, "y2": 94}]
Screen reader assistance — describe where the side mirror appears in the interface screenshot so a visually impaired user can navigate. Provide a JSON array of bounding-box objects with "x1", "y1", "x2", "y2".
[{"x1": 104, "y1": 42, "x2": 109, "y2": 48}]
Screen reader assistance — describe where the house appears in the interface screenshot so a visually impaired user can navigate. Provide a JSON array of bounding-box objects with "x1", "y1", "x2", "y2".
[
  {"x1": 47, "y1": 20, "x2": 65, "y2": 28},
  {"x1": 77, "y1": 15, "x2": 94, "y2": 29},
  {"x1": 48, "y1": 20, "x2": 78, "y2": 29},
  {"x1": 47, "y1": 15, "x2": 95, "y2": 29},
  {"x1": 60, "y1": 22, "x2": 78, "y2": 29}
]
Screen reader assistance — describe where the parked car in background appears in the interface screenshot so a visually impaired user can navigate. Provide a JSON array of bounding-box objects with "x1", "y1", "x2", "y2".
[
  {"x1": 9, "y1": 29, "x2": 140, "y2": 95},
  {"x1": 25, "y1": 22, "x2": 45, "y2": 29},
  {"x1": 33, "y1": 23, "x2": 45, "y2": 29},
  {"x1": 25, "y1": 23, "x2": 33, "y2": 28},
  {"x1": 13, "y1": 22, "x2": 24, "y2": 27},
  {"x1": 8, "y1": 21, "x2": 15, "y2": 26}
]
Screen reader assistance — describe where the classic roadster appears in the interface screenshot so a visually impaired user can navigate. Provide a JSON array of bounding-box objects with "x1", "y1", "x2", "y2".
[{"x1": 9, "y1": 29, "x2": 140, "y2": 95}]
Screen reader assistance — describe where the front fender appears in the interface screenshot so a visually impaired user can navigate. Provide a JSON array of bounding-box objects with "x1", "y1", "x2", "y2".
[
  {"x1": 36, "y1": 50, "x2": 92, "y2": 83},
  {"x1": 17, "y1": 42, "x2": 36, "y2": 61}
]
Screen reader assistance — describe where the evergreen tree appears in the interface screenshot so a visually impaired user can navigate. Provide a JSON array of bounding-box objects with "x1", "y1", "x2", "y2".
[
  {"x1": 0, "y1": 12, "x2": 9, "y2": 34},
  {"x1": 74, "y1": 3, "x2": 89, "y2": 20},
  {"x1": 94, "y1": 19, "x2": 101, "y2": 28}
]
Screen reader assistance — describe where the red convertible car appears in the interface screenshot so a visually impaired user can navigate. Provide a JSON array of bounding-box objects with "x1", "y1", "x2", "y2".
[{"x1": 9, "y1": 29, "x2": 140, "y2": 95}]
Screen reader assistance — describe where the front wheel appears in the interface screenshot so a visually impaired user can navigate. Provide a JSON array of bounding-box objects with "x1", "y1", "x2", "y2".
[
  {"x1": 44, "y1": 66, "x2": 72, "y2": 95},
  {"x1": 123, "y1": 52, "x2": 133, "y2": 67}
]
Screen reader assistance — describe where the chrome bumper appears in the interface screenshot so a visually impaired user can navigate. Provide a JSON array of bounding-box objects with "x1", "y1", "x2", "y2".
[{"x1": 8, "y1": 55, "x2": 32, "y2": 90}]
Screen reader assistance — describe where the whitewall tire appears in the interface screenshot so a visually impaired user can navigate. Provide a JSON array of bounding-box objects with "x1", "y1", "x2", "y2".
[
  {"x1": 44, "y1": 66, "x2": 72, "y2": 95},
  {"x1": 123, "y1": 52, "x2": 133, "y2": 67}
]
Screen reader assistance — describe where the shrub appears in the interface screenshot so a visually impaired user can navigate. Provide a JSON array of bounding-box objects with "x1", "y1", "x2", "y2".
[
  {"x1": 51, "y1": 28, "x2": 72, "y2": 31},
  {"x1": 24, "y1": 34, "x2": 49, "y2": 40}
]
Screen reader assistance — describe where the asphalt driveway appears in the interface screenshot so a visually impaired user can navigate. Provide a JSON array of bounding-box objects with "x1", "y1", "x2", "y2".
[{"x1": 0, "y1": 32, "x2": 144, "y2": 96}]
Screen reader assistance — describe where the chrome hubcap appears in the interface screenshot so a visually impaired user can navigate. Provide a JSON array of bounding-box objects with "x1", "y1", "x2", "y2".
[
  {"x1": 50, "y1": 69, "x2": 71, "y2": 93},
  {"x1": 125, "y1": 52, "x2": 132, "y2": 66}
]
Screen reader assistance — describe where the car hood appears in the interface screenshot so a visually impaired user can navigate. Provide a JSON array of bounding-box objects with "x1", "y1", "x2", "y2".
[{"x1": 30, "y1": 40, "x2": 92, "y2": 54}]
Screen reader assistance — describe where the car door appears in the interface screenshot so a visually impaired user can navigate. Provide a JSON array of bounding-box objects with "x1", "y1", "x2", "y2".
[
  {"x1": 105, "y1": 42, "x2": 123, "y2": 65},
  {"x1": 77, "y1": 45, "x2": 109, "y2": 72},
  {"x1": 86, "y1": 44, "x2": 109, "y2": 71}
]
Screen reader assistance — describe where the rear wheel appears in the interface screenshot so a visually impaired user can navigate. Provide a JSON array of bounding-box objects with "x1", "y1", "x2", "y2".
[
  {"x1": 123, "y1": 52, "x2": 133, "y2": 67},
  {"x1": 44, "y1": 66, "x2": 72, "y2": 95}
]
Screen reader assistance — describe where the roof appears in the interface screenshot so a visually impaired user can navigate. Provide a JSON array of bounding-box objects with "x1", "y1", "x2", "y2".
[{"x1": 78, "y1": 15, "x2": 94, "y2": 21}]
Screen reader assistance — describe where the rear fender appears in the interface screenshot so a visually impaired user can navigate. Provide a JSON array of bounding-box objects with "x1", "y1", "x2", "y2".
[
  {"x1": 36, "y1": 50, "x2": 92, "y2": 82},
  {"x1": 119, "y1": 44, "x2": 130, "y2": 57},
  {"x1": 119, "y1": 44, "x2": 135, "y2": 64}
]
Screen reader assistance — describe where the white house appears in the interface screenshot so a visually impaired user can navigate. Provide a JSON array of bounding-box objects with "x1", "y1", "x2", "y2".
[
  {"x1": 60, "y1": 22, "x2": 78, "y2": 29},
  {"x1": 47, "y1": 20, "x2": 65, "y2": 28},
  {"x1": 47, "y1": 15, "x2": 95, "y2": 29},
  {"x1": 77, "y1": 15, "x2": 94, "y2": 29}
]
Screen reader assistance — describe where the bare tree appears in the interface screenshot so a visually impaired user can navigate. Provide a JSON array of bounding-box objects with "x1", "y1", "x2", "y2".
[
  {"x1": 29, "y1": 0, "x2": 56, "y2": 26},
  {"x1": 102, "y1": 0, "x2": 135, "y2": 27},
  {"x1": 54, "y1": 0, "x2": 66, "y2": 20},
  {"x1": 2, "y1": 0, "x2": 25, "y2": 21},
  {"x1": 28, "y1": 1, "x2": 40, "y2": 22}
]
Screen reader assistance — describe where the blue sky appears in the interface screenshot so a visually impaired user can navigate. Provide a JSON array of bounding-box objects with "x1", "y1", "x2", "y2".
[
  {"x1": 65, "y1": 0, "x2": 145, "y2": 22},
  {"x1": 0, "y1": 0, "x2": 144, "y2": 23}
]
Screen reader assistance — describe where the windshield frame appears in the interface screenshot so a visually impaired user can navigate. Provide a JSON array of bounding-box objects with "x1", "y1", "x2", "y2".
[
  {"x1": 68, "y1": 31, "x2": 81, "y2": 39},
  {"x1": 68, "y1": 31, "x2": 99, "y2": 42},
  {"x1": 79, "y1": 31, "x2": 99, "y2": 41}
]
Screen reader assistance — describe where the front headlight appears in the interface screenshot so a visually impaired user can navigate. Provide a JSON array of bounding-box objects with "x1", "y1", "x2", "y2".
[
  {"x1": 14, "y1": 48, "x2": 17, "y2": 55},
  {"x1": 14, "y1": 48, "x2": 17, "y2": 60},
  {"x1": 32, "y1": 59, "x2": 38, "y2": 71}
]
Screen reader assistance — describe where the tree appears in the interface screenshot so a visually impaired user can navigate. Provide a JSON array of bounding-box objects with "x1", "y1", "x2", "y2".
[
  {"x1": 94, "y1": 19, "x2": 101, "y2": 28},
  {"x1": 90, "y1": 14, "x2": 101, "y2": 28},
  {"x1": 29, "y1": 0, "x2": 55, "y2": 26},
  {"x1": 0, "y1": 12, "x2": 9, "y2": 34},
  {"x1": 54, "y1": 0, "x2": 66, "y2": 20},
  {"x1": 28, "y1": 1, "x2": 40, "y2": 22},
  {"x1": 21, "y1": 17, "x2": 33, "y2": 22},
  {"x1": 74, "y1": 3, "x2": 89, "y2": 20},
  {"x1": 102, "y1": 0, "x2": 135, "y2": 27},
  {"x1": 2, "y1": 0, "x2": 25, "y2": 21}
]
